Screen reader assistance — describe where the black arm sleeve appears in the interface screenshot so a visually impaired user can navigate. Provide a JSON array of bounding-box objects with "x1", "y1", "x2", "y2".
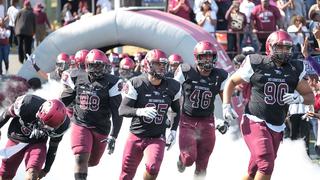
[
  {"x1": 170, "y1": 99, "x2": 180, "y2": 131},
  {"x1": 60, "y1": 86, "x2": 76, "y2": 107},
  {"x1": 43, "y1": 136, "x2": 63, "y2": 173},
  {"x1": 118, "y1": 97, "x2": 138, "y2": 117},
  {"x1": 109, "y1": 95, "x2": 123, "y2": 138}
]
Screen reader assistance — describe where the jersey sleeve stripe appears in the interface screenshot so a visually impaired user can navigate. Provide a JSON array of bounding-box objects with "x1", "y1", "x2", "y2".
[
  {"x1": 109, "y1": 79, "x2": 123, "y2": 97},
  {"x1": 123, "y1": 81, "x2": 138, "y2": 100}
]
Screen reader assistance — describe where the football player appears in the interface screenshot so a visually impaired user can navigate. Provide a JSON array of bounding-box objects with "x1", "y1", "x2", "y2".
[
  {"x1": 60, "y1": 49, "x2": 123, "y2": 180},
  {"x1": 0, "y1": 95, "x2": 70, "y2": 180},
  {"x1": 166, "y1": 54, "x2": 183, "y2": 78},
  {"x1": 61, "y1": 49, "x2": 89, "y2": 90},
  {"x1": 174, "y1": 40, "x2": 229, "y2": 177},
  {"x1": 29, "y1": 52, "x2": 70, "y2": 81},
  {"x1": 119, "y1": 56, "x2": 136, "y2": 81},
  {"x1": 223, "y1": 30, "x2": 314, "y2": 180},
  {"x1": 119, "y1": 49, "x2": 181, "y2": 180}
]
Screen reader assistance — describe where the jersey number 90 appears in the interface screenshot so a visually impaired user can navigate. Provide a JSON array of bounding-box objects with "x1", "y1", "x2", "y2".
[{"x1": 264, "y1": 82, "x2": 288, "y2": 105}]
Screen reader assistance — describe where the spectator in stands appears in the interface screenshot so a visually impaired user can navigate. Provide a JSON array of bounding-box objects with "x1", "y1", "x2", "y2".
[
  {"x1": 7, "y1": 0, "x2": 19, "y2": 47},
  {"x1": 96, "y1": 0, "x2": 112, "y2": 14},
  {"x1": 225, "y1": 0, "x2": 247, "y2": 56},
  {"x1": 309, "y1": 10, "x2": 320, "y2": 49},
  {"x1": 0, "y1": 0, "x2": 4, "y2": 19},
  {"x1": 193, "y1": 0, "x2": 218, "y2": 15},
  {"x1": 78, "y1": 0, "x2": 90, "y2": 17},
  {"x1": 168, "y1": 0, "x2": 192, "y2": 21},
  {"x1": 251, "y1": 0, "x2": 283, "y2": 52},
  {"x1": 33, "y1": 3, "x2": 51, "y2": 46},
  {"x1": 195, "y1": 0, "x2": 217, "y2": 34},
  {"x1": 61, "y1": 2, "x2": 78, "y2": 26},
  {"x1": 15, "y1": 0, "x2": 36, "y2": 64},
  {"x1": 216, "y1": 0, "x2": 232, "y2": 30},
  {"x1": 0, "y1": 17, "x2": 10, "y2": 75},
  {"x1": 240, "y1": 0, "x2": 260, "y2": 52},
  {"x1": 287, "y1": 15, "x2": 309, "y2": 59},
  {"x1": 309, "y1": 0, "x2": 320, "y2": 20},
  {"x1": 278, "y1": 0, "x2": 306, "y2": 29}
]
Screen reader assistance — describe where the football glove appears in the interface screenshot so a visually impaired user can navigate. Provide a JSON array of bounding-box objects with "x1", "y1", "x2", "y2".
[
  {"x1": 136, "y1": 107, "x2": 157, "y2": 119},
  {"x1": 283, "y1": 93, "x2": 304, "y2": 104},
  {"x1": 222, "y1": 104, "x2": 238, "y2": 123},
  {"x1": 166, "y1": 130, "x2": 176, "y2": 150},
  {"x1": 101, "y1": 136, "x2": 116, "y2": 155}
]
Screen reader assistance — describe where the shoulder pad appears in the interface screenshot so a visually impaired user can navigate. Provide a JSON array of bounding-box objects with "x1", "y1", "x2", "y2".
[
  {"x1": 129, "y1": 74, "x2": 145, "y2": 89},
  {"x1": 248, "y1": 54, "x2": 265, "y2": 65}
]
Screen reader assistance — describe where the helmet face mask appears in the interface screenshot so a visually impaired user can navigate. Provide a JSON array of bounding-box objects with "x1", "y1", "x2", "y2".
[
  {"x1": 196, "y1": 53, "x2": 217, "y2": 71},
  {"x1": 271, "y1": 44, "x2": 293, "y2": 64},
  {"x1": 56, "y1": 62, "x2": 69, "y2": 72},
  {"x1": 147, "y1": 59, "x2": 168, "y2": 79},
  {"x1": 85, "y1": 49, "x2": 110, "y2": 80},
  {"x1": 86, "y1": 61, "x2": 108, "y2": 79},
  {"x1": 119, "y1": 69, "x2": 134, "y2": 79}
]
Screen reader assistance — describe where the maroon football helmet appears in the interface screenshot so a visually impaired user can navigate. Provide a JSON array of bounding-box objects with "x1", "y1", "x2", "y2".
[
  {"x1": 168, "y1": 54, "x2": 183, "y2": 73},
  {"x1": 144, "y1": 49, "x2": 168, "y2": 79},
  {"x1": 56, "y1": 53, "x2": 70, "y2": 72},
  {"x1": 36, "y1": 99, "x2": 67, "y2": 129},
  {"x1": 193, "y1": 41, "x2": 217, "y2": 70},
  {"x1": 75, "y1": 49, "x2": 89, "y2": 69},
  {"x1": 265, "y1": 30, "x2": 293, "y2": 64},
  {"x1": 119, "y1": 57, "x2": 135, "y2": 80},
  {"x1": 85, "y1": 49, "x2": 110, "y2": 79}
]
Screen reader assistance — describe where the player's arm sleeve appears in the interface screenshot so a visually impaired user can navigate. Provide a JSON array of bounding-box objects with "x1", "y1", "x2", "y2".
[
  {"x1": 109, "y1": 94, "x2": 123, "y2": 138},
  {"x1": 306, "y1": 56, "x2": 320, "y2": 75},
  {"x1": 170, "y1": 86, "x2": 181, "y2": 131},
  {"x1": 119, "y1": 97, "x2": 138, "y2": 117},
  {"x1": 60, "y1": 85, "x2": 76, "y2": 106},
  {"x1": 237, "y1": 56, "x2": 254, "y2": 82},
  {"x1": 0, "y1": 105, "x2": 14, "y2": 128},
  {"x1": 43, "y1": 136, "x2": 63, "y2": 173},
  {"x1": 0, "y1": 95, "x2": 24, "y2": 128},
  {"x1": 119, "y1": 81, "x2": 139, "y2": 117}
]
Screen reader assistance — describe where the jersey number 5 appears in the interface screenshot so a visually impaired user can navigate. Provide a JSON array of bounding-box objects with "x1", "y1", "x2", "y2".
[
  {"x1": 264, "y1": 82, "x2": 288, "y2": 105},
  {"x1": 143, "y1": 103, "x2": 169, "y2": 124}
]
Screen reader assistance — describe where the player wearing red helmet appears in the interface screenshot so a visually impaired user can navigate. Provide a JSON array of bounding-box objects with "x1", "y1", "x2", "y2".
[
  {"x1": 29, "y1": 52, "x2": 70, "y2": 81},
  {"x1": 166, "y1": 54, "x2": 183, "y2": 78},
  {"x1": 61, "y1": 49, "x2": 89, "y2": 90},
  {"x1": 119, "y1": 49, "x2": 181, "y2": 180},
  {"x1": 0, "y1": 95, "x2": 70, "y2": 180},
  {"x1": 223, "y1": 30, "x2": 314, "y2": 180},
  {"x1": 60, "y1": 49, "x2": 123, "y2": 180},
  {"x1": 119, "y1": 57, "x2": 136, "y2": 81},
  {"x1": 174, "y1": 41, "x2": 228, "y2": 178}
]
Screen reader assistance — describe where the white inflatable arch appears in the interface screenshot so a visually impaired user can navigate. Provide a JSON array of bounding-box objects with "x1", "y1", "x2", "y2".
[{"x1": 18, "y1": 10, "x2": 234, "y2": 79}]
